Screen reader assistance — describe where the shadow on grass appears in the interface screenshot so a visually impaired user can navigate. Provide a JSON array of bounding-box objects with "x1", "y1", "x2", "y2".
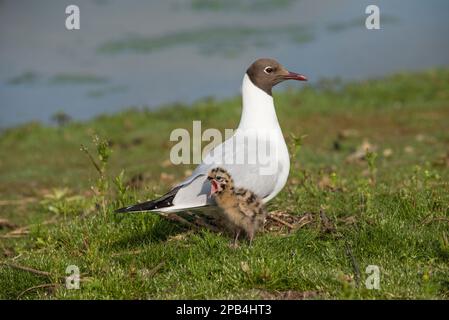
[{"x1": 110, "y1": 215, "x2": 188, "y2": 250}]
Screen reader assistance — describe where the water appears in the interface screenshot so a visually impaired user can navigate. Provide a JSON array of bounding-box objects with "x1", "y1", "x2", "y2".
[{"x1": 1, "y1": 0, "x2": 448, "y2": 128}]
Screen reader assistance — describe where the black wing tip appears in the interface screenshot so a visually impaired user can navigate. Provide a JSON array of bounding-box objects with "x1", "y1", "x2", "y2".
[
  {"x1": 114, "y1": 203, "x2": 153, "y2": 213},
  {"x1": 115, "y1": 206, "x2": 133, "y2": 213},
  {"x1": 114, "y1": 186, "x2": 181, "y2": 213},
  {"x1": 114, "y1": 199, "x2": 169, "y2": 213}
]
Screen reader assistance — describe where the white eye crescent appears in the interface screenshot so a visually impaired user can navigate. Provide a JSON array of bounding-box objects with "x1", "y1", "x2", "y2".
[{"x1": 264, "y1": 66, "x2": 274, "y2": 74}]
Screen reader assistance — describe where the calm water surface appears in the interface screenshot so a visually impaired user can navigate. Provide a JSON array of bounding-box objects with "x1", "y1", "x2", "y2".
[{"x1": 1, "y1": 0, "x2": 448, "y2": 127}]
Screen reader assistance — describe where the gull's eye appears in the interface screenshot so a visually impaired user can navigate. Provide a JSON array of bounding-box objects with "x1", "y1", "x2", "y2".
[{"x1": 264, "y1": 66, "x2": 273, "y2": 74}]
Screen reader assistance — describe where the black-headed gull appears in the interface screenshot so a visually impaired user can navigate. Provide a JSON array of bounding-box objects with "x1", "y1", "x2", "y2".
[{"x1": 116, "y1": 58, "x2": 307, "y2": 214}]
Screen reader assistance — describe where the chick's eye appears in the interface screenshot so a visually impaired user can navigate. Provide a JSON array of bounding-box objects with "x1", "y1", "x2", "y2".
[
  {"x1": 264, "y1": 66, "x2": 273, "y2": 74},
  {"x1": 216, "y1": 176, "x2": 223, "y2": 181}
]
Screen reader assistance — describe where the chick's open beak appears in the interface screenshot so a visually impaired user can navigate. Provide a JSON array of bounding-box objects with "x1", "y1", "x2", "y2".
[{"x1": 210, "y1": 179, "x2": 218, "y2": 195}]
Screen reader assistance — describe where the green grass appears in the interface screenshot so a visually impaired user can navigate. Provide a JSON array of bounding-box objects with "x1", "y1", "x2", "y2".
[{"x1": 1, "y1": 68, "x2": 449, "y2": 299}]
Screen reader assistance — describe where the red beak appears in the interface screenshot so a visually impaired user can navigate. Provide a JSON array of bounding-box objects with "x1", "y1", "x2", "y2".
[{"x1": 283, "y1": 71, "x2": 307, "y2": 81}]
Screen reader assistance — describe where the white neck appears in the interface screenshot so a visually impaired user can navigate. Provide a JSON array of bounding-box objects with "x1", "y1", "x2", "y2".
[{"x1": 238, "y1": 74, "x2": 280, "y2": 130}]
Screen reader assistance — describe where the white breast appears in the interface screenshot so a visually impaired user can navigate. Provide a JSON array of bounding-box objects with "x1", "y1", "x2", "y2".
[{"x1": 237, "y1": 74, "x2": 290, "y2": 202}]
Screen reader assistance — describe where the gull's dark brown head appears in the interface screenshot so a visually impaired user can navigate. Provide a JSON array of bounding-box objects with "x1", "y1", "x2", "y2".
[
  {"x1": 246, "y1": 58, "x2": 307, "y2": 96},
  {"x1": 207, "y1": 167, "x2": 234, "y2": 196}
]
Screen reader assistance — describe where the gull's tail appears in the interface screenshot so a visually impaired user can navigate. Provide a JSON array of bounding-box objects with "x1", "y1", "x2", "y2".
[{"x1": 115, "y1": 186, "x2": 181, "y2": 213}]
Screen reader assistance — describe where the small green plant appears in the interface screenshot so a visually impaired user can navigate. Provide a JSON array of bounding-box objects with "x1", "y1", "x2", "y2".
[
  {"x1": 365, "y1": 150, "x2": 378, "y2": 184},
  {"x1": 80, "y1": 135, "x2": 112, "y2": 213},
  {"x1": 356, "y1": 178, "x2": 374, "y2": 217},
  {"x1": 439, "y1": 232, "x2": 449, "y2": 260},
  {"x1": 288, "y1": 133, "x2": 307, "y2": 162},
  {"x1": 113, "y1": 169, "x2": 129, "y2": 207},
  {"x1": 40, "y1": 188, "x2": 85, "y2": 216}
]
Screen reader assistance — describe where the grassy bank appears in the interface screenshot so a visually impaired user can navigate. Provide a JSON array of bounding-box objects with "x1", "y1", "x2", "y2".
[{"x1": 1, "y1": 69, "x2": 449, "y2": 299}]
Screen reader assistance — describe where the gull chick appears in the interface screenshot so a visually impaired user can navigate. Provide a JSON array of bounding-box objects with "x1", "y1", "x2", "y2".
[{"x1": 207, "y1": 167, "x2": 267, "y2": 246}]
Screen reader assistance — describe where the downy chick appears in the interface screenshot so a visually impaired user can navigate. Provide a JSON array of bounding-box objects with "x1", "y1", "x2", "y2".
[{"x1": 207, "y1": 167, "x2": 267, "y2": 246}]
